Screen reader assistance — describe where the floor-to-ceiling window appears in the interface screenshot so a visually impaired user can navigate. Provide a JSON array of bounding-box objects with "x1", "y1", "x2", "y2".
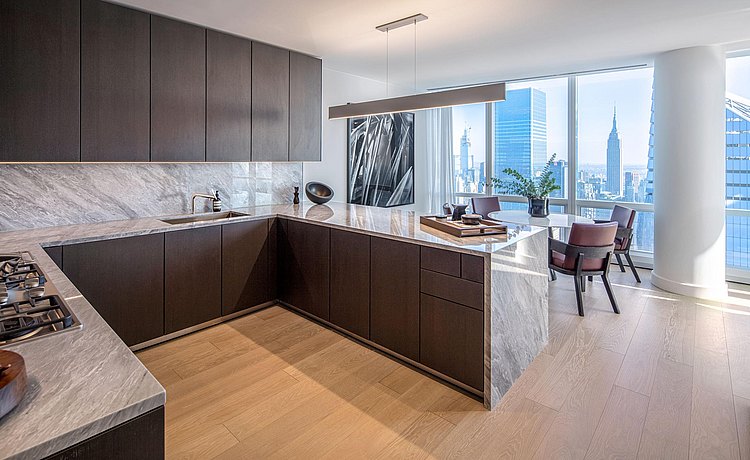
[
  {"x1": 576, "y1": 68, "x2": 654, "y2": 252},
  {"x1": 726, "y1": 55, "x2": 750, "y2": 274}
]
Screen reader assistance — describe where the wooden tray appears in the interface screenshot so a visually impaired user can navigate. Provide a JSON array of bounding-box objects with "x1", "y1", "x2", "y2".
[{"x1": 420, "y1": 215, "x2": 507, "y2": 237}]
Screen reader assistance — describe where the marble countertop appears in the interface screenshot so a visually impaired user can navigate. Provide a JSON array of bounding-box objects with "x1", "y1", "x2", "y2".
[
  {"x1": 0, "y1": 201, "x2": 545, "y2": 459},
  {"x1": 0, "y1": 202, "x2": 546, "y2": 257}
]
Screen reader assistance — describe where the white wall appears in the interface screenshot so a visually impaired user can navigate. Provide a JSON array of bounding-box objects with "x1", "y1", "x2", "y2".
[{"x1": 303, "y1": 67, "x2": 429, "y2": 211}]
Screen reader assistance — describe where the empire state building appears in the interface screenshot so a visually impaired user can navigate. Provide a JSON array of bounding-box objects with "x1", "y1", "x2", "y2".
[{"x1": 606, "y1": 107, "x2": 623, "y2": 196}]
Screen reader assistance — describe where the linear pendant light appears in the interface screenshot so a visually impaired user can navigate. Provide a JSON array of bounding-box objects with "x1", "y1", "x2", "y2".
[{"x1": 327, "y1": 13, "x2": 506, "y2": 120}]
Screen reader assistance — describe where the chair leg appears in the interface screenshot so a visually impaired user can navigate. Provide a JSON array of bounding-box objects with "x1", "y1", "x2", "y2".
[
  {"x1": 624, "y1": 253, "x2": 641, "y2": 283},
  {"x1": 574, "y1": 275, "x2": 585, "y2": 316},
  {"x1": 587, "y1": 275, "x2": 593, "y2": 282},
  {"x1": 601, "y1": 275, "x2": 620, "y2": 314},
  {"x1": 581, "y1": 277, "x2": 586, "y2": 292},
  {"x1": 615, "y1": 254, "x2": 626, "y2": 272},
  {"x1": 549, "y1": 268, "x2": 557, "y2": 281}
]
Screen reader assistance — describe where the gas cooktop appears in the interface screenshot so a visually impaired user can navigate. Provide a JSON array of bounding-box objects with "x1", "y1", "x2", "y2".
[{"x1": 0, "y1": 252, "x2": 81, "y2": 346}]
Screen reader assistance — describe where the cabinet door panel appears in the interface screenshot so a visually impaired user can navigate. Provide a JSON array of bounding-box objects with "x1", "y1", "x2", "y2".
[
  {"x1": 222, "y1": 220, "x2": 269, "y2": 315},
  {"x1": 81, "y1": 0, "x2": 150, "y2": 161},
  {"x1": 330, "y1": 229, "x2": 370, "y2": 338},
  {"x1": 62, "y1": 235, "x2": 164, "y2": 346},
  {"x1": 207, "y1": 30, "x2": 252, "y2": 162},
  {"x1": 252, "y1": 42, "x2": 289, "y2": 161},
  {"x1": 279, "y1": 219, "x2": 330, "y2": 320},
  {"x1": 151, "y1": 16, "x2": 206, "y2": 162},
  {"x1": 165, "y1": 227, "x2": 221, "y2": 333},
  {"x1": 420, "y1": 294, "x2": 483, "y2": 391},
  {"x1": 370, "y1": 237, "x2": 420, "y2": 360},
  {"x1": 289, "y1": 52, "x2": 321, "y2": 161},
  {"x1": 0, "y1": 0, "x2": 80, "y2": 161}
]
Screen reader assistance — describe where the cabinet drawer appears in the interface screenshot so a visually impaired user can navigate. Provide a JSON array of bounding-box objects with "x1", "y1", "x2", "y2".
[
  {"x1": 420, "y1": 294, "x2": 483, "y2": 391},
  {"x1": 420, "y1": 246, "x2": 461, "y2": 277},
  {"x1": 461, "y1": 254, "x2": 485, "y2": 283},
  {"x1": 420, "y1": 269, "x2": 483, "y2": 311}
]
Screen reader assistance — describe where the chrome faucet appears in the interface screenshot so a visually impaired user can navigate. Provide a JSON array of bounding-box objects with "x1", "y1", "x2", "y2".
[{"x1": 192, "y1": 191, "x2": 222, "y2": 214}]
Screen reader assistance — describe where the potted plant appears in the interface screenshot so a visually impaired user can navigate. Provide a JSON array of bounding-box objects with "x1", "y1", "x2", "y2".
[{"x1": 484, "y1": 154, "x2": 561, "y2": 217}]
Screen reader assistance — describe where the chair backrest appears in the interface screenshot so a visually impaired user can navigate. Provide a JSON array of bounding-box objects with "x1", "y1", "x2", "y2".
[
  {"x1": 471, "y1": 196, "x2": 501, "y2": 218},
  {"x1": 565, "y1": 222, "x2": 618, "y2": 270},
  {"x1": 610, "y1": 205, "x2": 636, "y2": 247}
]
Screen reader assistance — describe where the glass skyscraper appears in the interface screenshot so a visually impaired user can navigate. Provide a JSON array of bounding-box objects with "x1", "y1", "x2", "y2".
[
  {"x1": 726, "y1": 94, "x2": 750, "y2": 268},
  {"x1": 606, "y1": 108, "x2": 622, "y2": 195},
  {"x1": 494, "y1": 88, "x2": 547, "y2": 179}
]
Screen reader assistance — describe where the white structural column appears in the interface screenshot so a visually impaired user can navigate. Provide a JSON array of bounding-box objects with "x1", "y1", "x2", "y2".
[{"x1": 652, "y1": 46, "x2": 727, "y2": 299}]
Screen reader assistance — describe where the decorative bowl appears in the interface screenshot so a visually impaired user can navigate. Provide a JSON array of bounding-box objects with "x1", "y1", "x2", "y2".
[
  {"x1": 461, "y1": 213, "x2": 482, "y2": 225},
  {"x1": 305, "y1": 182, "x2": 334, "y2": 205}
]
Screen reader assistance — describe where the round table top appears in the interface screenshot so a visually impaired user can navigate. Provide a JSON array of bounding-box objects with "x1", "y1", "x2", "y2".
[{"x1": 488, "y1": 210, "x2": 594, "y2": 229}]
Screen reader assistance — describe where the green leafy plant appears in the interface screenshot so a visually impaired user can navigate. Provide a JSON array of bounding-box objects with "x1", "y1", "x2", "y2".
[{"x1": 484, "y1": 154, "x2": 561, "y2": 199}]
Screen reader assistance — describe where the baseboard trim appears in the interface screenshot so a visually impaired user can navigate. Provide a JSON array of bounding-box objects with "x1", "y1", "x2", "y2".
[{"x1": 651, "y1": 272, "x2": 728, "y2": 300}]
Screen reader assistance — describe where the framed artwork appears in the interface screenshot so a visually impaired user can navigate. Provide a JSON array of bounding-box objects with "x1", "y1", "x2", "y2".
[{"x1": 347, "y1": 112, "x2": 414, "y2": 207}]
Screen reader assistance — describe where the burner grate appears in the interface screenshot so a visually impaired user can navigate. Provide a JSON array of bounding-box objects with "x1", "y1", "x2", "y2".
[{"x1": 0, "y1": 295, "x2": 74, "y2": 342}]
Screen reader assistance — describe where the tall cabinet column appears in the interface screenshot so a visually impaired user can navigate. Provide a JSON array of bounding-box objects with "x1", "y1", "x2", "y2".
[{"x1": 652, "y1": 45, "x2": 727, "y2": 298}]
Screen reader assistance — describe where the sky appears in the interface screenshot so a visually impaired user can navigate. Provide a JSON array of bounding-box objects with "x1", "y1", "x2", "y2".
[{"x1": 452, "y1": 57, "x2": 750, "y2": 170}]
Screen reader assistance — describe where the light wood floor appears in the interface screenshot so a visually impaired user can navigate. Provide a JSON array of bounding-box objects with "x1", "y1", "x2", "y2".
[{"x1": 137, "y1": 269, "x2": 750, "y2": 459}]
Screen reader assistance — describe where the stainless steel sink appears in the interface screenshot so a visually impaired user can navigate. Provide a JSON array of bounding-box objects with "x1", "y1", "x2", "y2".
[{"x1": 160, "y1": 211, "x2": 249, "y2": 225}]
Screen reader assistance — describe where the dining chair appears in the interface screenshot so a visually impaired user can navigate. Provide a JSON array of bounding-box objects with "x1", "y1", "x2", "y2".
[
  {"x1": 549, "y1": 222, "x2": 619, "y2": 317},
  {"x1": 470, "y1": 196, "x2": 501, "y2": 219},
  {"x1": 595, "y1": 205, "x2": 640, "y2": 283}
]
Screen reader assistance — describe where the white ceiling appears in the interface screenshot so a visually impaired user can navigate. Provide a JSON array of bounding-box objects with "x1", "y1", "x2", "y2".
[{"x1": 113, "y1": 0, "x2": 750, "y2": 89}]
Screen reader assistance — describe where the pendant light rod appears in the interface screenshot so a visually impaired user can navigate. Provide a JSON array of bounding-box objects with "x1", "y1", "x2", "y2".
[{"x1": 376, "y1": 13, "x2": 428, "y2": 32}]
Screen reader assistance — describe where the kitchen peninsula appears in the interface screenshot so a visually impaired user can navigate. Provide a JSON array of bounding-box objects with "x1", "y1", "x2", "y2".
[{"x1": 0, "y1": 202, "x2": 548, "y2": 459}]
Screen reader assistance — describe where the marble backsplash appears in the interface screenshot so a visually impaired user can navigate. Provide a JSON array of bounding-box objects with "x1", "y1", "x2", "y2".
[{"x1": 0, "y1": 163, "x2": 303, "y2": 231}]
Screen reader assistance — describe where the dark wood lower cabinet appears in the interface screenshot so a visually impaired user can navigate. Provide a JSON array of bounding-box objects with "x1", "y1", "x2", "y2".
[
  {"x1": 330, "y1": 229, "x2": 370, "y2": 338},
  {"x1": 165, "y1": 226, "x2": 222, "y2": 334},
  {"x1": 45, "y1": 406, "x2": 164, "y2": 460},
  {"x1": 221, "y1": 219, "x2": 270, "y2": 315},
  {"x1": 43, "y1": 246, "x2": 63, "y2": 269},
  {"x1": 420, "y1": 294, "x2": 484, "y2": 391},
  {"x1": 370, "y1": 237, "x2": 420, "y2": 361},
  {"x1": 62, "y1": 235, "x2": 165, "y2": 346},
  {"x1": 278, "y1": 219, "x2": 330, "y2": 320}
]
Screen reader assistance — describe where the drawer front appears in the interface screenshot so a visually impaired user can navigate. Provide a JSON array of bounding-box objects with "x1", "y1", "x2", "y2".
[
  {"x1": 420, "y1": 293, "x2": 484, "y2": 391},
  {"x1": 461, "y1": 253, "x2": 485, "y2": 283},
  {"x1": 420, "y1": 269, "x2": 483, "y2": 311},
  {"x1": 420, "y1": 246, "x2": 461, "y2": 277}
]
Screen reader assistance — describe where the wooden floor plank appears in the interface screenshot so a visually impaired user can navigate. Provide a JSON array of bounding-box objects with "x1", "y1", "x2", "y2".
[
  {"x1": 690, "y1": 346, "x2": 740, "y2": 459},
  {"x1": 584, "y1": 385, "x2": 649, "y2": 460},
  {"x1": 531, "y1": 348, "x2": 624, "y2": 459},
  {"x1": 637, "y1": 358, "x2": 692, "y2": 460},
  {"x1": 734, "y1": 395, "x2": 750, "y2": 460}
]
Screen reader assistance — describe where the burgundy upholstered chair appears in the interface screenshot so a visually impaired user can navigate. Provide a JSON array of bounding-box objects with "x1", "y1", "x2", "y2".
[
  {"x1": 470, "y1": 196, "x2": 501, "y2": 219},
  {"x1": 549, "y1": 222, "x2": 619, "y2": 316},
  {"x1": 595, "y1": 205, "x2": 640, "y2": 282}
]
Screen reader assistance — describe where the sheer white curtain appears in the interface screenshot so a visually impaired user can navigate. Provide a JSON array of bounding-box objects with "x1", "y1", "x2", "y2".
[{"x1": 422, "y1": 108, "x2": 455, "y2": 213}]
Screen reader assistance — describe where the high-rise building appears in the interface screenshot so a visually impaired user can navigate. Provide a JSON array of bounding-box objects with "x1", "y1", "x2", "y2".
[
  {"x1": 494, "y1": 88, "x2": 547, "y2": 180},
  {"x1": 725, "y1": 94, "x2": 750, "y2": 268},
  {"x1": 459, "y1": 126, "x2": 471, "y2": 175},
  {"x1": 636, "y1": 88, "x2": 655, "y2": 252},
  {"x1": 606, "y1": 107, "x2": 622, "y2": 196},
  {"x1": 624, "y1": 171, "x2": 635, "y2": 202},
  {"x1": 550, "y1": 159, "x2": 567, "y2": 198}
]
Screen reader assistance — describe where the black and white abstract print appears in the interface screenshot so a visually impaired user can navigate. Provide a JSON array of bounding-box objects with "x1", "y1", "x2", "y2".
[{"x1": 347, "y1": 113, "x2": 414, "y2": 207}]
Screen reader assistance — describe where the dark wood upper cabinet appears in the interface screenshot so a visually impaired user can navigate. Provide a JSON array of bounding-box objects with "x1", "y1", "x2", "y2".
[
  {"x1": 221, "y1": 219, "x2": 270, "y2": 315},
  {"x1": 81, "y1": 0, "x2": 149, "y2": 162},
  {"x1": 0, "y1": 0, "x2": 80, "y2": 162},
  {"x1": 252, "y1": 42, "x2": 289, "y2": 162},
  {"x1": 62, "y1": 234, "x2": 165, "y2": 346},
  {"x1": 330, "y1": 229, "x2": 370, "y2": 338},
  {"x1": 150, "y1": 16, "x2": 206, "y2": 162},
  {"x1": 370, "y1": 237, "x2": 420, "y2": 361},
  {"x1": 165, "y1": 226, "x2": 222, "y2": 334},
  {"x1": 278, "y1": 219, "x2": 330, "y2": 320},
  {"x1": 289, "y1": 52, "x2": 322, "y2": 161},
  {"x1": 206, "y1": 30, "x2": 252, "y2": 162}
]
